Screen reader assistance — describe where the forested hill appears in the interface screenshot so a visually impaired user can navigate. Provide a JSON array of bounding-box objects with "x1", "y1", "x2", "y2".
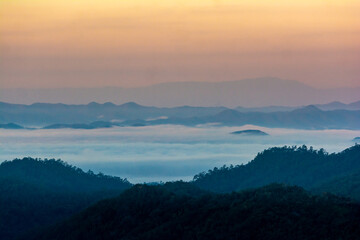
[
  {"x1": 313, "y1": 172, "x2": 360, "y2": 201},
  {"x1": 0, "y1": 158, "x2": 131, "y2": 240},
  {"x1": 2, "y1": 146, "x2": 360, "y2": 239},
  {"x1": 0, "y1": 157, "x2": 131, "y2": 193},
  {"x1": 29, "y1": 184, "x2": 360, "y2": 240},
  {"x1": 193, "y1": 145, "x2": 360, "y2": 193}
]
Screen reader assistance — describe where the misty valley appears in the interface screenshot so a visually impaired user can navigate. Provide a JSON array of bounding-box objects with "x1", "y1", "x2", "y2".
[
  {"x1": 1, "y1": 99, "x2": 360, "y2": 239},
  {"x1": 1, "y1": 124, "x2": 359, "y2": 183},
  {"x1": 2, "y1": 0, "x2": 360, "y2": 238}
]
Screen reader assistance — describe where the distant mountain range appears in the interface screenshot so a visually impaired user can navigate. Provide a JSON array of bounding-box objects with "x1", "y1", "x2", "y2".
[
  {"x1": 236, "y1": 100, "x2": 360, "y2": 112},
  {"x1": 1, "y1": 100, "x2": 359, "y2": 129},
  {"x1": 43, "y1": 121, "x2": 116, "y2": 130},
  {"x1": 149, "y1": 105, "x2": 360, "y2": 129},
  {"x1": 0, "y1": 101, "x2": 226, "y2": 126},
  {"x1": 1, "y1": 78, "x2": 360, "y2": 107},
  {"x1": 0, "y1": 123, "x2": 24, "y2": 129}
]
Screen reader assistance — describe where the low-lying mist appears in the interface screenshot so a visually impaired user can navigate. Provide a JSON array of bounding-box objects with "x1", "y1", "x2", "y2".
[{"x1": 0, "y1": 125, "x2": 359, "y2": 183}]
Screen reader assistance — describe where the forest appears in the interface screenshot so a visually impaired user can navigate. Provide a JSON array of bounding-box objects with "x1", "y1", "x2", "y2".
[
  {"x1": 29, "y1": 183, "x2": 360, "y2": 240},
  {"x1": 1, "y1": 145, "x2": 360, "y2": 239},
  {"x1": 194, "y1": 145, "x2": 360, "y2": 196},
  {"x1": 0, "y1": 158, "x2": 131, "y2": 239}
]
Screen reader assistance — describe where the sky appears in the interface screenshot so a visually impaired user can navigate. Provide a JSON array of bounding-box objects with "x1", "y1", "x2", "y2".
[{"x1": 1, "y1": 0, "x2": 360, "y2": 89}]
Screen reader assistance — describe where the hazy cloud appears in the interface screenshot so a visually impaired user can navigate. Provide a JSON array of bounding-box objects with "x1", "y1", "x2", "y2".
[{"x1": 0, "y1": 125, "x2": 358, "y2": 183}]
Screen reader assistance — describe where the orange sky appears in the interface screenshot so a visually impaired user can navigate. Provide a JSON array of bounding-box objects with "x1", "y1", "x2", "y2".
[{"x1": 1, "y1": 0, "x2": 359, "y2": 88}]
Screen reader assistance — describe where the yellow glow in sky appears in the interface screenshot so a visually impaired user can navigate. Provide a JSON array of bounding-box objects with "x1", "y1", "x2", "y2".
[{"x1": 1, "y1": 0, "x2": 359, "y2": 88}]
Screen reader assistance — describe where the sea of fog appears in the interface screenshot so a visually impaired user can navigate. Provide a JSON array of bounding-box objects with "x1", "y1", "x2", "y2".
[{"x1": 1, "y1": 125, "x2": 359, "y2": 183}]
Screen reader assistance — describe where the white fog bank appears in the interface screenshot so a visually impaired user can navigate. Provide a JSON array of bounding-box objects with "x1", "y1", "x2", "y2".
[{"x1": 0, "y1": 125, "x2": 359, "y2": 183}]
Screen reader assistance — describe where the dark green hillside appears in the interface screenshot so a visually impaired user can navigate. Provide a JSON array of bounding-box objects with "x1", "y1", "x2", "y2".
[
  {"x1": 194, "y1": 145, "x2": 360, "y2": 193},
  {"x1": 3, "y1": 146, "x2": 360, "y2": 239},
  {"x1": 0, "y1": 178, "x2": 96, "y2": 240},
  {"x1": 31, "y1": 184, "x2": 360, "y2": 240},
  {"x1": 0, "y1": 158, "x2": 130, "y2": 193},
  {"x1": 0, "y1": 158, "x2": 131, "y2": 240},
  {"x1": 313, "y1": 172, "x2": 360, "y2": 201}
]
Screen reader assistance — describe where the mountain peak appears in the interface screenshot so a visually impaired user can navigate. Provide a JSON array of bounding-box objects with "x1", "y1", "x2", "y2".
[
  {"x1": 349, "y1": 100, "x2": 360, "y2": 108},
  {"x1": 87, "y1": 102, "x2": 101, "y2": 107},
  {"x1": 103, "y1": 102, "x2": 116, "y2": 107},
  {"x1": 119, "y1": 102, "x2": 143, "y2": 108},
  {"x1": 292, "y1": 105, "x2": 322, "y2": 113}
]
